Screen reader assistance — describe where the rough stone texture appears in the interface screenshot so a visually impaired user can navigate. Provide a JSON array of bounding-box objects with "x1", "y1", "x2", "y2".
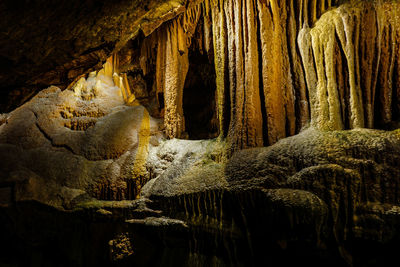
[
  {"x1": 144, "y1": 126, "x2": 400, "y2": 266},
  {"x1": 0, "y1": 0, "x2": 199, "y2": 112},
  {"x1": 0, "y1": 66, "x2": 166, "y2": 206},
  {"x1": 142, "y1": 138, "x2": 228, "y2": 197}
]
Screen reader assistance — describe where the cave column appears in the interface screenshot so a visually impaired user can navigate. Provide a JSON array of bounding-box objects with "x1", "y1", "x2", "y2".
[
  {"x1": 154, "y1": 5, "x2": 201, "y2": 139},
  {"x1": 210, "y1": 0, "x2": 228, "y2": 137},
  {"x1": 223, "y1": 0, "x2": 263, "y2": 152},
  {"x1": 258, "y1": 0, "x2": 296, "y2": 144},
  {"x1": 163, "y1": 19, "x2": 189, "y2": 139}
]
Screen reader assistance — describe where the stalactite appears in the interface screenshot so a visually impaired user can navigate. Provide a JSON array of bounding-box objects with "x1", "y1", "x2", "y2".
[
  {"x1": 257, "y1": 0, "x2": 296, "y2": 144},
  {"x1": 376, "y1": 4, "x2": 400, "y2": 126},
  {"x1": 287, "y1": 0, "x2": 310, "y2": 131},
  {"x1": 299, "y1": 2, "x2": 400, "y2": 131},
  {"x1": 155, "y1": 29, "x2": 167, "y2": 114},
  {"x1": 153, "y1": 4, "x2": 202, "y2": 139},
  {"x1": 140, "y1": 35, "x2": 158, "y2": 77},
  {"x1": 241, "y1": 0, "x2": 263, "y2": 148},
  {"x1": 202, "y1": 0, "x2": 213, "y2": 54},
  {"x1": 310, "y1": 11, "x2": 344, "y2": 130},
  {"x1": 298, "y1": 25, "x2": 318, "y2": 127},
  {"x1": 209, "y1": 0, "x2": 228, "y2": 138},
  {"x1": 71, "y1": 53, "x2": 135, "y2": 102},
  {"x1": 223, "y1": 0, "x2": 263, "y2": 151},
  {"x1": 163, "y1": 19, "x2": 189, "y2": 138},
  {"x1": 128, "y1": 0, "x2": 400, "y2": 152},
  {"x1": 130, "y1": 0, "x2": 346, "y2": 150},
  {"x1": 359, "y1": 6, "x2": 380, "y2": 129}
]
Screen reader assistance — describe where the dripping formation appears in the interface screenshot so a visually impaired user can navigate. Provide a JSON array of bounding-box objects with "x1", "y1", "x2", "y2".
[
  {"x1": 64, "y1": 0, "x2": 400, "y2": 202},
  {"x1": 114, "y1": 0, "x2": 400, "y2": 153}
]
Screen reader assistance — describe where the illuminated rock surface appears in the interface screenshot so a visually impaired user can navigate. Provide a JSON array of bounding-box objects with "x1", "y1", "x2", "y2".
[{"x1": 1, "y1": 0, "x2": 400, "y2": 266}]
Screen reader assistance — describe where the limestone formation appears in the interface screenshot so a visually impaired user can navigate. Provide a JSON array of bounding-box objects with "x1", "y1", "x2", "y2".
[
  {"x1": 299, "y1": 2, "x2": 400, "y2": 131},
  {"x1": 2, "y1": 0, "x2": 400, "y2": 266},
  {"x1": 129, "y1": 0, "x2": 400, "y2": 151}
]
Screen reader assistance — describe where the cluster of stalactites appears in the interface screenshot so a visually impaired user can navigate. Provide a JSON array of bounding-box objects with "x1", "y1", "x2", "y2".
[
  {"x1": 204, "y1": 0, "x2": 329, "y2": 151},
  {"x1": 103, "y1": 55, "x2": 135, "y2": 104},
  {"x1": 135, "y1": 0, "x2": 400, "y2": 152},
  {"x1": 139, "y1": 3, "x2": 202, "y2": 139},
  {"x1": 137, "y1": 0, "x2": 341, "y2": 150},
  {"x1": 298, "y1": 1, "x2": 400, "y2": 130},
  {"x1": 71, "y1": 54, "x2": 134, "y2": 103},
  {"x1": 201, "y1": 0, "x2": 344, "y2": 152}
]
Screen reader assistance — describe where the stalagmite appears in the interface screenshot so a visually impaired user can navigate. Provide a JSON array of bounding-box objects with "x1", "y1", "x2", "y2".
[{"x1": 131, "y1": 109, "x2": 151, "y2": 199}]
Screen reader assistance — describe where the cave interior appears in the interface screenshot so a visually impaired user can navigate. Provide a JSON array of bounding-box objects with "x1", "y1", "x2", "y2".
[{"x1": 1, "y1": 0, "x2": 400, "y2": 266}]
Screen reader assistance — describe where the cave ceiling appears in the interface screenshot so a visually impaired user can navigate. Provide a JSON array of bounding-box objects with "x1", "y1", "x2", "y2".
[{"x1": 0, "y1": 0, "x2": 198, "y2": 111}]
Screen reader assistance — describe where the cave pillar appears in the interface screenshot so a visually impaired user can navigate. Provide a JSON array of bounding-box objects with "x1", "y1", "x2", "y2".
[
  {"x1": 210, "y1": 0, "x2": 228, "y2": 137},
  {"x1": 163, "y1": 19, "x2": 189, "y2": 139},
  {"x1": 155, "y1": 5, "x2": 201, "y2": 139},
  {"x1": 258, "y1": 0, "x2": 296, "y2": 144},
  {"x1": 223, "y1": 0, "x2": 263, "y2": 152}
]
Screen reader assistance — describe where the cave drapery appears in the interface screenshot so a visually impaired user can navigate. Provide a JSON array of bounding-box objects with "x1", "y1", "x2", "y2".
[
  {"x1": 51, "y1": 0, "x2": 400, "y2": 206},
  {"x1": 105, "y1": 0, "x2": 400, "y2": 153}
]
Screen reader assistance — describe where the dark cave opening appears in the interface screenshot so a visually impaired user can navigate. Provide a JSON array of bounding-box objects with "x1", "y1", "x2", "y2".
[{"x1": 183, "y1": 50, "x2": 218, "y2": 140}]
